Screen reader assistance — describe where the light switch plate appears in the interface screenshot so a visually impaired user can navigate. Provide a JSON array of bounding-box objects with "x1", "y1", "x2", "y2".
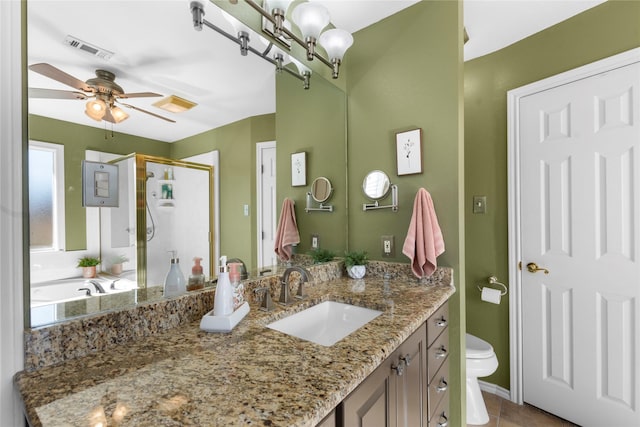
[
  {"x1": 473, "y1": 196, "x2": 487, "y2": 214},
  {"x1": 311, "y1": 234, "x2": 319, "y2": 249}
]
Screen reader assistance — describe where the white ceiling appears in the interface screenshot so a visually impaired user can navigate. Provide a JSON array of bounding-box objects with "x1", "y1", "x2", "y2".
[{"x1": 27, "y1": 0, "x2": 606, "y2": 143}]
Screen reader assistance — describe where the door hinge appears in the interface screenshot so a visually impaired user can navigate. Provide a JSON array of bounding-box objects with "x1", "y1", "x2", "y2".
[
  {"x1": 518, "y1": 261, "x2": 522, "y2": 270},
  {"x1": 261, "y1": 164, "x2": 264, "y2": 174},
  {"x1": 261, "y1": 231, "x2": 265, "y2": 240}
]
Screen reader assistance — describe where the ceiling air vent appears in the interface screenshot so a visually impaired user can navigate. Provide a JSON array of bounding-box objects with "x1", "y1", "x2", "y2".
[{"x1": 64, "y1": 36, "x2": 113, "y2": 60}]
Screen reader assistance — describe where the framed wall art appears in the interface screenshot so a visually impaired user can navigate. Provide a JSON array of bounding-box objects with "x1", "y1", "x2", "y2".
[
  {"x1": 395, "y1": 128, "x2": 423, "y2": 176},
  {"x1": 291, "y1": 151, "x2": 306, "y2": 186}
]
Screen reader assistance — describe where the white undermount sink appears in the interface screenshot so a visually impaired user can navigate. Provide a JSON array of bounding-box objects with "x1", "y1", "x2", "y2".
[{"x1": 266, "y1": 301, "x2": 383, "y2": 346}]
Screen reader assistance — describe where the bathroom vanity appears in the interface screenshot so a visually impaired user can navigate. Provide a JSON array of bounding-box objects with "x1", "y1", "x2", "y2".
[{"x1": 14, "y1": 264, "x2": 454, "y2": 426}]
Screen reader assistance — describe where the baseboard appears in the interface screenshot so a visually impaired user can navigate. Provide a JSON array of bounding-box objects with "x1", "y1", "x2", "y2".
[{"x1": 478, "y1": 380, "x2": 511, "y2": 401}]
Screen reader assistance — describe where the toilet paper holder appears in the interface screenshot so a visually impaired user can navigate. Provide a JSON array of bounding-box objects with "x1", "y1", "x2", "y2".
[{"x1": 477, "y1": 276, "x2": 508, "y2": 296}]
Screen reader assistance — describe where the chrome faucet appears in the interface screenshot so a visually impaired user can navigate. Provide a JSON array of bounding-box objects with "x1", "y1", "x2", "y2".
[
  {"x1": 279, "y1": 266, "x2": 311, "y2": 305},
  {"x1": 88, "y1": 280, "x2": 107, "y2": 294}
]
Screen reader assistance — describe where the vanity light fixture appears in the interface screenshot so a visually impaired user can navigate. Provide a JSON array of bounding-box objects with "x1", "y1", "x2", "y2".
[
  {"x1": 241, "y1": 0, "x2": 354, "y2": 79},
  {"x1": 190, "y1": 1, "x2": 312, "y2": 89}
]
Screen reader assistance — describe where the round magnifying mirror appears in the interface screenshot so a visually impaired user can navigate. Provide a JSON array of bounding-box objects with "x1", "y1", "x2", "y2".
[
  {"x1": 362, "y1": 170, "x2": 391, "y2": 200},
  {"x1": 311, "y1": 177, "x2": 333, "y2": 203}
]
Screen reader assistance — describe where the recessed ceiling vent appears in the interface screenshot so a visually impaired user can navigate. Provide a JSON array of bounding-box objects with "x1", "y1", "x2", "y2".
[{"x1": 64, "y1": 36, "x2": 113, "y2": 60}]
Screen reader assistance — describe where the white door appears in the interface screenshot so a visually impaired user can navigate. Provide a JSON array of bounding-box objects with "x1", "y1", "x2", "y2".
[
  {"x1": 257, "y1": 142, "x2": 277, "y2": 268},
  {"x1": 519, "y1": 60, "x2": 640, "y2": 426}
]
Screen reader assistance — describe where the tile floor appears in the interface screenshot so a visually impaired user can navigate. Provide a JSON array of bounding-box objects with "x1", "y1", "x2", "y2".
[{"x1": 467, "y1": 391, "x2": 581, "y2": 427}]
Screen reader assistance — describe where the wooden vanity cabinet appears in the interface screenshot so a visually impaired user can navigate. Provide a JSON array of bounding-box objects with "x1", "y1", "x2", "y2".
[
  {"x1": 337, "y1": 301, "x2": 450, "y2": 427},
  {"x1": 341, "y1": 323, "x2": 427, "y2": 427},
  {"x1": 426, "y1": 302, "x2": 450, "y2": 427}
]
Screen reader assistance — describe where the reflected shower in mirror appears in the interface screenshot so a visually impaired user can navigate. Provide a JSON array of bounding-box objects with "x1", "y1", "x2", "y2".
[
  {"x1": 362, "y1": 170, "x2": 398, "y2": 212},
  {"x1": 306, "y1": 177, "x2": 334, "y2": 213}
]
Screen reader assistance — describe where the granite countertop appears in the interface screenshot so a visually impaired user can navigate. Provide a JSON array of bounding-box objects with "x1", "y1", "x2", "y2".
[{"x1": 15, "y1": 271, "x2": 454, "y2": 427}]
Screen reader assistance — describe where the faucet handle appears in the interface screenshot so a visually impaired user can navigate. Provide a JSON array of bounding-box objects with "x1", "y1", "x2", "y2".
[
  {"x1": 295, "y1": 281, "x2": 307, "y2": 300},
  {"x1": 254, "y1": 287, "x2": 275, "y2": 312}
]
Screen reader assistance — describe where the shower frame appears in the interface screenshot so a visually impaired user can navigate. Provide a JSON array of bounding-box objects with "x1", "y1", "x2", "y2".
[{"x1": 133, "y1": 154, "x2": 215, "y2": 288}]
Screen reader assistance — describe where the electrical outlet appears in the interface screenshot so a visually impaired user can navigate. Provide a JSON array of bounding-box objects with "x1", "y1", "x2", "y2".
[
  {"x1": 243, "y1": 204, "x2": 249, "y2": 216},
  {"x1": 382, "y1": 235, "x2": 394, "y2": 257},
  {"x1": 311, "y1": 234, "x2": 319, "y2": 249}
]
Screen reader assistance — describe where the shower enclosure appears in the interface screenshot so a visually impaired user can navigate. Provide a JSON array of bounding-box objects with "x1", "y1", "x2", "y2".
[{"x1": 102, "y1": 153, "x2": 214, "y2": 292}]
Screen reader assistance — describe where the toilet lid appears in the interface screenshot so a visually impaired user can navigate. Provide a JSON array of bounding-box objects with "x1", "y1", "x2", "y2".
[{"x1": 466, "y1": 333, "x2": 494, "y2": 359}]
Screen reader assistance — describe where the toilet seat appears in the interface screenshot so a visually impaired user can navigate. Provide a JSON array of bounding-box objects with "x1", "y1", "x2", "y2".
[{"x1": 466, "y1": 333, "x2": 494, "y2": 359}]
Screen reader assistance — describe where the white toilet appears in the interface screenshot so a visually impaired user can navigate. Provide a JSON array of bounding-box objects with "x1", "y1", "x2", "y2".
[{"x1": 466, "y1": 333, "x2": 499, "y2": 425}]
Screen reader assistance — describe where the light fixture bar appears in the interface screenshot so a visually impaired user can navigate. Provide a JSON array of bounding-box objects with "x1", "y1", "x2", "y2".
[
  {"x1": 199, "y1": 17, "x2": 305, "y2": 84},
  {"x1": 243, "y1": 0, "x2": 334, "y2": 69},
  {"x1": 190, "y1": 2, "x2": 307, "y2": 86}
]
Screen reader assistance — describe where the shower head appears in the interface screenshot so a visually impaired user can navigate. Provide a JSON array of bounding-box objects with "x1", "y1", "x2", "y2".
[{"x1": 146, "y1": 171, "x2": 155, "y2": 180}]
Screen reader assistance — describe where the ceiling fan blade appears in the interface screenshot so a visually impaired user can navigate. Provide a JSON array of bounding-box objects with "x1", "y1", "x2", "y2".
[
  {"x1": 29, "y1": 87, "x2": 88, "y2": 100},
  {"x1": 28, "y1": 63, "x2": 93, "y2": 93},
  {"x1": 117, "y1": 92, "x2": 162, "y2": 99},
  {"x1": 118, "y1": 102, "x2": 176, "y2": 123}
]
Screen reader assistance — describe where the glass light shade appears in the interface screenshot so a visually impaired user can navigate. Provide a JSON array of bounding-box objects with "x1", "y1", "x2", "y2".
[
  {"x1": 319, "y1": 28, "x2": 353, "y2": 61},
  {"x1": 291, "y1": 2, "x2": 330, "y2": 40},
  {"x1": 291, "y1": 57, "x2": 312, "y2": 75},
  {"x1": 85, "y1": 99, "x2": 106, "y2": 121},
  {"x1": 221, "y1": 10, "x2": 252, "y2": 37},
  {"x1": 272, "y1": 44, "x2": 291, "y2": 65},
  {"x1": 110, "y1": 106, "x2": 129, "y2": 123},
  {"x1": 267, "y1": 0, "x2": 293, "y2": 14}
]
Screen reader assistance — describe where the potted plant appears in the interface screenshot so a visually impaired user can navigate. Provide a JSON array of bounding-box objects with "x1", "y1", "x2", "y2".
[
  {"x1": 344, "y1": 250, "x2": 369, "y2": 279},
  {"x1": 309, "y1": 248, "x2": 335, "y2": 264},
  {"x1": 77, "y1": 256, "x2": 101, "y2": 278},
  {"x1": 110, "y1": 254, "x2": 129, "y2": 275}
]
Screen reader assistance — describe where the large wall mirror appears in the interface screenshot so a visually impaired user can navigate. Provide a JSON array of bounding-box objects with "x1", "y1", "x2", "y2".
[{"x1": 26, "y1": 0, "x2": 348, "y2": 327}]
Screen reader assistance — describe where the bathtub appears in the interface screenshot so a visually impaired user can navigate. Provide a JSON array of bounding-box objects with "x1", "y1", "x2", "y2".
[{"x1": 31, "y1": 276, "x2": 138, "y2": 327}]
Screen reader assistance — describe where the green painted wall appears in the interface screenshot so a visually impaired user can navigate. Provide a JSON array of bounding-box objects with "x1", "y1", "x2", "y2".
[
  {"x1": 28, "y1": 115, "x2": 169, "y2": 250},
  {"x1": 171, "y1": 114, "x2": 276, "y2": 271},
  {"x1": 464, "y1": 0, "x2": 640, "y2": 390},
  {"x1": 275, "y1": 68, "x2": 348, "y2": 257},
  {"x1": 345, "y1": 1, "x2": 465, "y2": 424}
]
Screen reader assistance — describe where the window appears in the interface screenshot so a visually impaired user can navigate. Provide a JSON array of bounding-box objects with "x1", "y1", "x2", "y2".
[{"x1": 29, "y1": 141, "x2": 65, "y2": 251}]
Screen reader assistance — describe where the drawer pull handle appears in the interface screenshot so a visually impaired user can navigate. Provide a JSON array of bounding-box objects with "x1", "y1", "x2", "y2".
[
  {"x1": 391, "y1": 362, "x2": 404, "y2": 376},
  {"x1": 400, "y1": 353, "x2": 411, "y2": 366},
  {"x1": 436, "y1": 378, "x2": 448, "y2": 392},
  {"x1": 437, "y1": 413, "x2": 448, "y2": 427},
  {"x1": 435, "y1": 317, "x2": 447, "y2": 327},
  {"x1": 435, "y1": 346, "x2": 448, "y2": 359}
]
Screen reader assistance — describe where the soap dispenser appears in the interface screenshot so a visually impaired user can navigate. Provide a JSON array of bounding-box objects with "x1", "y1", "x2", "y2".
[
  {"x1": 187, "y1": 257, "x2": 206, "y2": 291},
  {"x1": 213, "y1": 256, "x2": 234, "y2": 316},
  {"x1": 164, "y1": 250, "x2": 186, "y2": 297}
]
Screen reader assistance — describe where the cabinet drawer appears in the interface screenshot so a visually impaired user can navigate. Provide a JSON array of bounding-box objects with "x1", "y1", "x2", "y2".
[
  {"x1": 428, "y1": 390, "x2": 450, "y2": 427},
  {"x1": 427, "y1": 328, "x2": 449, "y2": 383},
  {"x1": 427, "y1": 302, "x2": 449, "y2": 347},
  {"x1": 427, "y1": 358, "x2": 449, "y2": 421}
]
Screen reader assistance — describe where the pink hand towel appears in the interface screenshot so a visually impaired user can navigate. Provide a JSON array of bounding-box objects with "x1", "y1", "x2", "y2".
[
  {"x1": 402, "y1": 188, "x2": 445, "y2": 278},
  {"x1": 274, "y1": 198, "x2": 300, "y2": 262}
]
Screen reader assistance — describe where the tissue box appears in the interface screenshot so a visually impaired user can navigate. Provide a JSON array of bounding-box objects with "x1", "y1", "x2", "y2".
[{"x1": 200, "y1": 302, "x2": 250, "y2": 333}]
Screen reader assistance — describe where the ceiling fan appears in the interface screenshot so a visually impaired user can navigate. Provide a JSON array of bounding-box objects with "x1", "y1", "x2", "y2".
[{"x1": 28, "y1": 63, "x2": 175, "y2": 124}]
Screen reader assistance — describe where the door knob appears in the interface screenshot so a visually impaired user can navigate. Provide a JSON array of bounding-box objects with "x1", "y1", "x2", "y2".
[{"x1": 526, "y1": 262, "x2": 549, "y2": 274}]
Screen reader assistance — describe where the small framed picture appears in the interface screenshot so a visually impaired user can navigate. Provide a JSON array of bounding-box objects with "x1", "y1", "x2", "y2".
[
  {"x1": 395, "y1": 128, "x2": 423, "y2": 176},
  {"x1": 291, "y1": 152, "x2": 306, "y2": 186}
]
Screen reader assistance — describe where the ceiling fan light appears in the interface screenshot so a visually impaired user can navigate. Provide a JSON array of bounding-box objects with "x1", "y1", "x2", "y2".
[
  {"x1": 110, "y1": 106, "x2": 129, "y2": 123},
  {"x1": 318, "y1": 28, "x2": 353, "y2": 62},
  {"x1": 85, "y1": 99, "x2": 106, "y2": 121},
  {"x1": 291, "y1": 2, "x2": 330, "y2": 41}
]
